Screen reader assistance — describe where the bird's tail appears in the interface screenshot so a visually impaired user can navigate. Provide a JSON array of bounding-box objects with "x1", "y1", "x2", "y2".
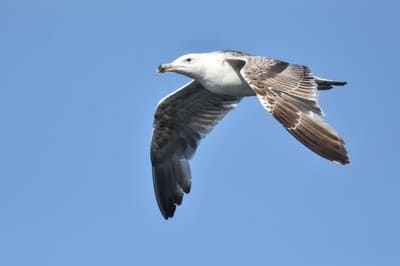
[{"x1": 315, "y1": 77, "x2": 347, "y2": 90}]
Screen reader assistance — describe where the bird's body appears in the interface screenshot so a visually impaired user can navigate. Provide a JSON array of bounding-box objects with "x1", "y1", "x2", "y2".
[
  {"x1": 180, "y1": 51, "x2": 255, "y2": 96},
  {"x1": 152, "y1": 50, "x2": 349, "y2": 219}
]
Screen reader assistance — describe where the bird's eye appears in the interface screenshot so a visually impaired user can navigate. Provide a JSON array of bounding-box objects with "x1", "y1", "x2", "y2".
[{"x1": 185, "y1": 58, "x2": 192, "y2": 62}]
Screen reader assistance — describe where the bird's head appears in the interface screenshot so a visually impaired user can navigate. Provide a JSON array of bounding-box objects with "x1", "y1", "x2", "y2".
[{"x1": 157, "y1": 53, "x2": 213, "y2": 80}]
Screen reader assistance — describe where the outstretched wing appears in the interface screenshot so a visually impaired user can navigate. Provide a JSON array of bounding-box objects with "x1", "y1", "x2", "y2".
[
  {"x1": 232, "y1": 56, "x2": 349, "y2": 164},
  {"x1": 151, "y1": 80, "x2": 240, "y2": 219}
]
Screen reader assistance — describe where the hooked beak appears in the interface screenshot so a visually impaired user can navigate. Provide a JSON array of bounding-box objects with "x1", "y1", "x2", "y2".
[{"x1": 157, "y1": 63, "x2": 175, "y2": 73}]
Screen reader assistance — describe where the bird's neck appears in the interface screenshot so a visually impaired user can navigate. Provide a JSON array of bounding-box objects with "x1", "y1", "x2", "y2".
[{"x1": 196, "y1": 61, "x2": 253, "y2": 97}]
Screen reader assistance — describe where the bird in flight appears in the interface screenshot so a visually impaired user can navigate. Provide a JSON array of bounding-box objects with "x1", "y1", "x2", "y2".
[{"x1": 151, "y1": 50, "x2": 349, "y2": 219}]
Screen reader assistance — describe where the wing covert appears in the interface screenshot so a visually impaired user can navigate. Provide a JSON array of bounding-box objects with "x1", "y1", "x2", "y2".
[{"x1": 236, "y1": 56, "x2": 349, "y2": 164}]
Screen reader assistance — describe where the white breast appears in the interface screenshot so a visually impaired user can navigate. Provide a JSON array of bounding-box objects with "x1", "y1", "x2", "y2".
[{"x1": 197, "y1": 60, "x2": 255, "y2": 97}]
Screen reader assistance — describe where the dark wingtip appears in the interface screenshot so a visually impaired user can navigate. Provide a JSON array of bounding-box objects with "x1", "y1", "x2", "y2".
[
  {"x1": 152, "y1": 158, "x2": 192, "y2": 220},
  {"x1": 334, "y1": 155, "x2": 350, "y2": 165},
  {"x1": 161, "y1": 205, "x2": 176, "y2": 220}
]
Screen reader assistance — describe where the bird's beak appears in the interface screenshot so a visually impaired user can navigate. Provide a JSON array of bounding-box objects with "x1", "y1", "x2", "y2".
[{"x1": 157, "y1": 63, "x2": 175, "y2": 73}]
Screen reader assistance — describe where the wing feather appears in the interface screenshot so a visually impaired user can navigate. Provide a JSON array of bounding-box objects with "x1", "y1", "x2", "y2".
[
  {"x1": 151, "y1": 80, "x2": 240, "y2": 219},
  {"x1": 235, "y1": 56, "x2": 349, "y2": 164}
]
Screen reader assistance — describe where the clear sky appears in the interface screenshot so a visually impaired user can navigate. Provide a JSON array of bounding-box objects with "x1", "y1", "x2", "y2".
[{"x1": 1, "y1": 0, "x2": 399, "y2": 265}]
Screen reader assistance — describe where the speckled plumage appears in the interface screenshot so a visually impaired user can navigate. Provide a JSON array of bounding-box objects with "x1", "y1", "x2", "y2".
[{"x1": 152, "y1": 50, "x2": 349, "y2": 219}]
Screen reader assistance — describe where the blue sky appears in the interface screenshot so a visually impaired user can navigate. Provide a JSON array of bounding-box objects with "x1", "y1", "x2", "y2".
[{"x1": 1, "y1": 0, "x2": 399, "y2": 265}]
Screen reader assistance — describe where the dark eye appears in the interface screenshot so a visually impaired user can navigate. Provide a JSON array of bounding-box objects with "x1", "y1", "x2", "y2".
[{"x1": 185, "y1": 58, "x2": 192, "y2": 62}]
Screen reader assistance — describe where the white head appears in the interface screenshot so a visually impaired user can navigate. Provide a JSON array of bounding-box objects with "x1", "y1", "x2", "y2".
[
  {"x1": 157, "y1": 51, "x2": 249, "y2": 95},
  {"x1": 157, "y1": 52, "x2": 221, "y2": 80}
]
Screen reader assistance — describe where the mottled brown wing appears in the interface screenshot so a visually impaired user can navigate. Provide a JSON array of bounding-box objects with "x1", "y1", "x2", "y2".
[
  {"x1": 151, "y1": 80, "x2": 240, "y2": 219},
  {"x1": 238, "y1": 56, "x2": 349, "y2": 164}
]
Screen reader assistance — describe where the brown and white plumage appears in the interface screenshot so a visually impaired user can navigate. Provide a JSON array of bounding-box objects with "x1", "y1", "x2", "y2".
[{"x1": 152, "y1": 50, "x2": 349, "y2": 219}]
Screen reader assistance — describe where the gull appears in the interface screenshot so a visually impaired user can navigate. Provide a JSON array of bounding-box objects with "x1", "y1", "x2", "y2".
[{"x1": 151, "y1": 50, "x2": 349, "y2": 219}]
